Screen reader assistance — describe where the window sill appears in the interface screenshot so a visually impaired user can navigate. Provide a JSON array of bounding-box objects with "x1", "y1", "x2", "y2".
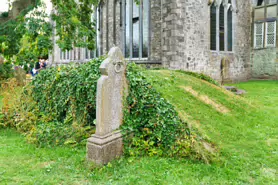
[
  {"x1": 210, "y1": 50, "x2": 234, "y2": 54},
  {"x1": 126, "y1": 58, "x2": 162, "y2": 64},
  {"x1": 253, "y1": 46, "x2": 276, "y2": 50}
]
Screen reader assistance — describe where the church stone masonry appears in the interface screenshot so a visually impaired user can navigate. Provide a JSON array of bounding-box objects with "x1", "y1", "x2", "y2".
[
  {"x1": 50, "y1": 0, "x2": 278, "y2": 81},
  {"x1": 97, "y1": 0, "x2": 253, "y2": 82}
]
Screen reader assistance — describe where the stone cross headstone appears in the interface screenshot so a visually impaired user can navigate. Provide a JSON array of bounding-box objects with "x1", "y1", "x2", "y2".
[{"x1": 87, "y1": 47, "x2": 127, "y2": 165}]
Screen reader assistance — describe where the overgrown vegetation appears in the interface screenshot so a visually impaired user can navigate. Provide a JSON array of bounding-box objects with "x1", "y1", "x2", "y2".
[
  {"x1": 0, "y1": 61, "x2": 14, "y2": 81},
  {"x1": 123, "y1": 64, "x2": 216, "y2": 162},
  {"x1": 1, "y1": 61, "x2": 215, "y2": 162},
  {"x1": 1, "y1": 80, "x2": 277, "y2": 184},
  {"x1": 0, "y1": 58, "x2": 103, "y2": 147},
  {"x1": 0, "y1": 11, "x2": 9, "y2": 18}
]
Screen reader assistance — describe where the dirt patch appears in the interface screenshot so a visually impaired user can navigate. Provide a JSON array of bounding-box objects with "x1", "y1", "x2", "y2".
[
  {"x1": 203, "y1": 141, "x2": 217, "y2": 154},
  {"x1": 178, "y1": 110, "x2": 201, "y2": 129},
  {"x1": 260, "y1": 168, "x2": 277, "y2": 180},
  {"x1": 38, "y1": 161, "x2": 55, "y2": 168},
  {"x1": 180, "y1": 86, "x2": 230, "y2": 114},
  {"x1": 178, "y1": 110, "x2": 211, "y2": 141},
  {"x1": 266, "y1": 138, "x2": 278, "y2": 146}
]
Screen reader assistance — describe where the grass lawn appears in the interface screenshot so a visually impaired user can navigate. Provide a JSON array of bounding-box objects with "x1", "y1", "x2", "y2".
[{"x1": 0, "y1": 73, "x2": 277, "y2": 184}]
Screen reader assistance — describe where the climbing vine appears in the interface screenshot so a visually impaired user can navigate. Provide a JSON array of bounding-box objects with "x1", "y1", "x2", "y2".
[
  {"x1": 0, "y1": 57, "x2": 104, "y2": 146},
  {"x1": 122, "y1": 63, "x2": 217, "y2": 163}
]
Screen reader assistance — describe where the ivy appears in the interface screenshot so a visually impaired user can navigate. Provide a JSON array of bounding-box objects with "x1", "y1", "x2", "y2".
[
  {"x1": 123, "y1": 63, "x2": 188, "y2": 157},
  {"x1": 0, "y1": 57, "x2": 104, "y2": 147},
  {"x1": 0, "y1": 62, "x2": 14, "y2": 81},
  {"x1": 0, "y1": 12, "x2": 9, "y2": 18},
  {"x1": 122, "y1": 64, "x2": 217, "y2": 162},
  {"x1": 31, "y1": 57, "x2": 104, "y2": 125}
]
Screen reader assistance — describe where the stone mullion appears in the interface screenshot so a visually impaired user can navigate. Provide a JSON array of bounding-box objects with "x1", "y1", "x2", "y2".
[
  {"x1": 276, "y1": 0, "x2": 278, "y2": 48},
  {"x1": 224, "y1": 5, "x2": 228, "y2": 51},
  {"x1": 139, "y1": 0, "x2": 143, "y2": 59},
  {"x1": 129, "y1": 0, "x2": 133, "y2": 59},
  {"x1": 121, "y1": 0, "x2": 126, "y2": 56},
  {"x1": 216, "y1": 6, "x2": 220, "y2": 51},
  {"x1": 264, "y1": 3, "x2": 267, "y2": 47}
]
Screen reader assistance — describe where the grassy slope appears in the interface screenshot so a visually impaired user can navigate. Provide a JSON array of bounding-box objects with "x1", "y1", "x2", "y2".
[
  {"x1": 0, "y1": 72, "x2": 277, "y2": 184},
  {"x1": 142, "y1": 70, "x2": 278, "y2": 184}
]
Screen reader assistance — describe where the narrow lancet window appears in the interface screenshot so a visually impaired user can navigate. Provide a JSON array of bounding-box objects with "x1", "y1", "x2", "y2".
[
  {"x1": 227, "y1": 7, "x2": 233, "y2": 51},
  {"x1": 210, "y1": 5, "x2": 217, "y2": 50},
  {"x1": 219, "y1": 3, "x2": 225, "y2": 51}
]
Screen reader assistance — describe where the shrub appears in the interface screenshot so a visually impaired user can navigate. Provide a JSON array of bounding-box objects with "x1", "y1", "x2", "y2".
[
  {"x1": 0, "y1": 62, "x2": 14, "y2": 81},
  {"x1": 1, "y1": 58, "x2": 104, "y2": 147},
  {"x1": 0, "y1": 12, "x2": 9, "y2": 18},
  {"x1": 31, "y1": 58, "x2": 104, "y2": 125}
]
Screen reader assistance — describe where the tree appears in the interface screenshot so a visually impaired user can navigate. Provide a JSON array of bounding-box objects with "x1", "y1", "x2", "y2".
[
  {"x1": 51, "y1": 0, "x2": 99, "y2": 51},
  {"x1": 0, "y1": 0, "x2": 99, "y2": 64}
]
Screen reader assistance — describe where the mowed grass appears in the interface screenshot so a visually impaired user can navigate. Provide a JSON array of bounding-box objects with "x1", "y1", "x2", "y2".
[{"x1": 0, "y1": 72, "x2": 277, "y2": 184}]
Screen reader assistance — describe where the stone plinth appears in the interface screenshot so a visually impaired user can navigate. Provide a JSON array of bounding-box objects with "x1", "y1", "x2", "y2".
[
  {"x1": 87, "y1": 131, "x2": 122, "y2": 165},
  {"x1": 87, "y1": 47, "x2": 127, "y2": 165}
]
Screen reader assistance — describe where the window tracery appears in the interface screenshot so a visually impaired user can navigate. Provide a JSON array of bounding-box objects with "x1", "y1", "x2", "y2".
[{"x1": 210, "y1": 0, "x2": 235, "y2": 52}]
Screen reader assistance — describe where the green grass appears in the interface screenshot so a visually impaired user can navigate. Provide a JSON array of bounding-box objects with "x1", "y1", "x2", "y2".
[{"x1": 0, "y1": 72, "x2": 277, "y2": 184}]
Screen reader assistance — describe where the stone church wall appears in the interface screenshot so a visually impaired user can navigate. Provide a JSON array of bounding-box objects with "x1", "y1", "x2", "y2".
[
  {"x1": 251, "y1": 48, "x2": 278, "y2": 79},
  {"x1": 160, "y1": 0, "x2": 252, "y2": 82},
  {"x1": 99, "y1": 0, "x2": 253, "y2": 82}
]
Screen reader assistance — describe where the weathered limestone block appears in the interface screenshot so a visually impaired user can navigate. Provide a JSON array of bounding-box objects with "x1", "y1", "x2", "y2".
[{"x1": 87, "y1": 47, "x2": 127, "y2": 165}]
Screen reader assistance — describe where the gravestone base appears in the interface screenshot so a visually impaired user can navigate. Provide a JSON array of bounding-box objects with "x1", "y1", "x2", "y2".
[{"x1": 87, "y1": 130, "x2": 123, "y2": 165}]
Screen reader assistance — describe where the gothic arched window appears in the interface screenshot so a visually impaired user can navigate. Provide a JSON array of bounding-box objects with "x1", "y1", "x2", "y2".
[
  {"x1": 123, "y1": 0, "x2": 150, "y2": 59},
  {"x1": 210, "y1": 1, "x2": 235, "y2": 52},
  {"x1": 210, "y1": 5, "x2": 217, "y2": 50},
  {"x1": 227, "y1": 6, "x2": 233, "y2": 51},
  {"x1": 219, "y1": 3, "x2": 225, "y2": 51}
]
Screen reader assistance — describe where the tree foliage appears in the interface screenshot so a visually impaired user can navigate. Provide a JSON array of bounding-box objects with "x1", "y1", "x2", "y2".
[
  {"x1": 16, "y1": 3, "x2": 53, "y2": 66},
  {"x1": 50, "y1": 0, "x2": 99, "y2": 51},
  {"x1": 0, "y1": 0, "x2": 99, "y2": 64},
  {"x1": 0, "y1": 0, "x2": 51, "y2": 66}
]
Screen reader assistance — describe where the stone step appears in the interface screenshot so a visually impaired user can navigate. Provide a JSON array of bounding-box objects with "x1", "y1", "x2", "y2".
[
  {"x1": 224, "y1": 86, "x2": 237, "y2": 92},
  {"x1": 224, "y1": 86, "x2": 246, "y2": 95}
]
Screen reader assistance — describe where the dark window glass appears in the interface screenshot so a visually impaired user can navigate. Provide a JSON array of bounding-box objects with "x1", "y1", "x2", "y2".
[
  {"x1": 228, "y1": 8, "x2": 233, "y2": 51},
  {"x1": 125, "y1": 0, "x2": 130, "y2": 58},
  {"x1": 124, "y1": 0, "x2": 149, "y2": 59},
  {"x1": 132, "y1": 1, "x2": 139, "y2": 58},
  {"x1": 257, "y1": 0, "x2": 264, "y2": 6},
  {"x1": 219, "y1": 4, "x2": 225, "y2": 51},
  {"x1": 142, "y1": 0, "x2": 149, "y2": 58},
  {"x1": 210, "y1": 5, "x2": 217, "y2": 50}
]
